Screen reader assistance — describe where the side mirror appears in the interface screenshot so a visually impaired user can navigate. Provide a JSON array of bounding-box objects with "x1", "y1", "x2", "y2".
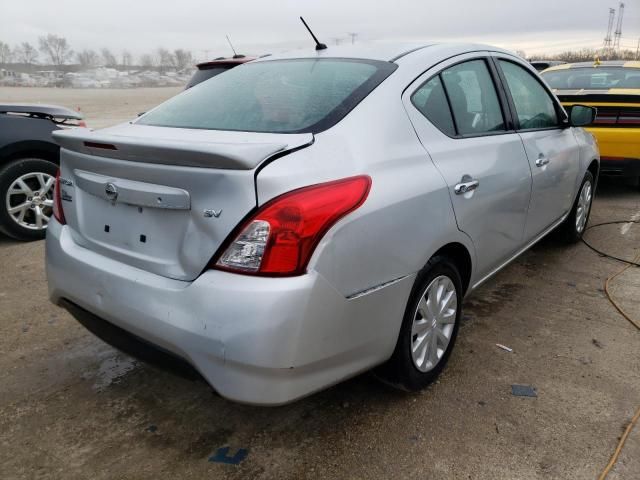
[{"x1": 569, "y1": 105, "x2": 596, "y2": 127}]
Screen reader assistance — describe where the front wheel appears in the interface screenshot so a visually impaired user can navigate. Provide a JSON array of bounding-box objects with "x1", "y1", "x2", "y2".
[
  {"x1": 557, "y1": 171, "x2": 594, "y2": 243},
  {"x1": 376, "y1": 256, "x2": 463, "y2": 391},
  {"x1": 0, "y1": 158, "x2": 58, "y2": 241}
]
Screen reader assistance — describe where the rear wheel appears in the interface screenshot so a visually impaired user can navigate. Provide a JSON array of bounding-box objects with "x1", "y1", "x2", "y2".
[
  {"x1": 0, "y1": 158, "x2": 57, "y2": 241},
  {"x1": 557, "y1": 171, "x2": 594, "y2": 243},
  {"x1": 376, "y1": 256, "x2": 462, "y2": 391}
]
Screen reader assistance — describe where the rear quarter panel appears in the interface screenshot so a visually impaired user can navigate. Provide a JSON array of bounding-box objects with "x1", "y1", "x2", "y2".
[{"x1": 256, "y1": 79, "x2": 475, "y2": 299}]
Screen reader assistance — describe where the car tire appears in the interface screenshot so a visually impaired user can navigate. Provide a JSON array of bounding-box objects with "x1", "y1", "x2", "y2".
[
  {"x1": 0, "y1": 158, "x2": 58, "y2": 241},
  {"x1": 557, "y1": 171, "x2": 594, "y2": 244},
  {"x1": 376, "y1": 255, "x2": 463, "y2": 391}
]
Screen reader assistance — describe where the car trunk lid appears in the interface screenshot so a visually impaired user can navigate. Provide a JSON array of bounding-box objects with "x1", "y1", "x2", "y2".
[{"x1": 53, "y1": 124, "x2": 312, "y2": 281}]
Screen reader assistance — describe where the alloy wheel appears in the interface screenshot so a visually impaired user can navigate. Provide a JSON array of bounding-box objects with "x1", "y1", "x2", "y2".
[
  {"x1": 5, "y1": 172, "x2": 55, "y2": 231},
  {"x1": 575, "y1": 180, "x2": 592, "y2": 234}
]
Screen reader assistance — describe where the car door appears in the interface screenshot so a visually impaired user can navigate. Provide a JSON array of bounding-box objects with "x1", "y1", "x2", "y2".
[
  {"x1": 494, "y1": 57, "x2": 581, "y2": 240},
  {"x1": 403, "y1": 55, "x2": 533, "y2": 280}
]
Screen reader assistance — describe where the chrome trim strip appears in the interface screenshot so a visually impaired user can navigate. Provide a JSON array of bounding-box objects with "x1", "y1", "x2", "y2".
[{"x1": 346, "y1": 275, "x2": 410, "y2": 300}]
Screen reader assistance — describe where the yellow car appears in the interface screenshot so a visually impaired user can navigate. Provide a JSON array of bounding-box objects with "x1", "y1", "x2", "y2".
[{"x1": 541, "y1": 60, "x2": 640, "y2": 184}]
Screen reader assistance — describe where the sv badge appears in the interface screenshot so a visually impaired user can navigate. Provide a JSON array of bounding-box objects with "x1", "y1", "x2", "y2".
[{"x1": 203, "y1": 209, "x2": 222, "y2": 218}]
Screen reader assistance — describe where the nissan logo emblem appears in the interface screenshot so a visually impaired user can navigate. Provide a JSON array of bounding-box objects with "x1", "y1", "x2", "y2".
[{"x1": 105, "y1": 182, "x2": 118, "y2": 201}]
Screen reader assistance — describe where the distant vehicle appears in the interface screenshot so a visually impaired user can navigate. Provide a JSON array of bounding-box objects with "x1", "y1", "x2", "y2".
[
  {"x1": 530, "y1": 60, "x2": 567, "y2": 72},
  {"x1": 47, "y1": 43, "x2": 598, "y2": 405},
  {"x1": 0, "y1": 104, "x2": 84, "y2": 240},
  {"x1": 541, "y1": 60, "x2": 640, "y2": 184},
  {"x1": 185, "y1": 55, "x2": 256, "y2": 89}
]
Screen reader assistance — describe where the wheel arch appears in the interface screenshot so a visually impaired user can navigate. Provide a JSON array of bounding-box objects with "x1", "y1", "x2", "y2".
[
  {"x1": 587, "y1": 159, "x2": 599, "y2": 187},
  {"x1": 0, "y1": 140, "x2": 59, "y2": 167},
  {"x1": 431, "y1": 242, "x2": 473, "y2": 295}
]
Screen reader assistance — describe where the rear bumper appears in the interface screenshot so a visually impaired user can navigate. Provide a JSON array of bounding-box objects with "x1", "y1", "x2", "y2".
[
  {"x1": 600, "y1": 157, "x2": 640, "y2": 177},
  {"x1": 586, "y1": 127, "x2": 639, "y2": 177},
  {"x1": 46, "y1": 221, "x2": 413, "y2": 405}
]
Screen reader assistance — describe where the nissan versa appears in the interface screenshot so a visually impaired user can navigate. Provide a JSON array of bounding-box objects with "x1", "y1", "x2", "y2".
[{"x1": 46, "y1": 43, "x2": 599, "y2": 405}]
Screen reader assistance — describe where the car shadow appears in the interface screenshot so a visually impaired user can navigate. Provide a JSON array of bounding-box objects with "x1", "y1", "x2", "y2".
[
  {"x1": 0, "y1": 232, "x2": 20, "y2": 246},
  {"x1": 595, "y1": 176, "x2": 639, "y2": 198}
]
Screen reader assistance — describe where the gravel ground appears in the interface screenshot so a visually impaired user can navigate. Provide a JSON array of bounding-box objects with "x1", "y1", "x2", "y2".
[{"x1": 0, "y1": 88, "x2": 638, "y2": 479}]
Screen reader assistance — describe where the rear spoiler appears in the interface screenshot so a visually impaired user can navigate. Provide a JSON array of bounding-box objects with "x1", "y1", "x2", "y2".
[
  {"x1": 0, "y1": 103, "x2": 83, "y2": 120},
  {"x1": 52, "y1": 126, "x2": 313, "y2": 170}
]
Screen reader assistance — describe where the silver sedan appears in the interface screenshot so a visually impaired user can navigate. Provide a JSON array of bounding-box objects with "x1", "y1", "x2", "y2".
[{"x1": 46, "y1": 43, "x2": 599, "y2": 405}]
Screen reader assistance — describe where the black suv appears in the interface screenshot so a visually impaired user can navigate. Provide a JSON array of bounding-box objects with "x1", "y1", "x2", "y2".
[{"x1": 0, "y1": 104, "x2": 84, "y2": 240}]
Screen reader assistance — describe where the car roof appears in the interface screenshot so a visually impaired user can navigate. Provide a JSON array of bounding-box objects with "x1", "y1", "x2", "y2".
[
  {"x1": 253, "y1": 42, "x2": 515, "y2": 64},
  {"x1": 543, "y1": 60, "x2": 640, "y2": 73}
]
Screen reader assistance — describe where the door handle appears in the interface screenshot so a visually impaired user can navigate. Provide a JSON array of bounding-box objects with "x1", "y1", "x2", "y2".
[
  {"x1": 454, "y1": 179, "x2": 479, "y2": 195},
  {"x1": 535, "y1": 156, "x2": 550, "y2": 167}
]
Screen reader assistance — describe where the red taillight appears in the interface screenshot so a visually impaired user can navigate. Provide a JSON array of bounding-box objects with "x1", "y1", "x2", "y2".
[
  {"x1": 53, "y1": 169, "x2": 66, "y2": 225},
  {"x1": 213, "y1": 175, "x2": 371, "y2": 276}
]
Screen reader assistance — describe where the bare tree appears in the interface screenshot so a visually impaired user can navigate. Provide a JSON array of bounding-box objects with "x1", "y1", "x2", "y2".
[
  {"x1": 15, "y1": 42, "x2": 38, "y2": 65},
  {"x1": 38, "y1": 34, "x2": 73, "y2": 69},
  {"x1": 156, "y1": 48, "x2": 175, "y2": 73},
  {"x1": 0, "y1": 41, "x2": 12, "y2": 64},
  {"x1": 100, "y1": 48, "x2": 117, "y2": 67},
  {"x1": 121, "y1": 50, "x2": 133, "y2": 69},
  {"x1": 173, "y1": 49, "x2": 194, "y2": 70},
  {"x1": 76, "y1": 49, "x2": 98, "y2": 67},
  {"x1": 139, "y1": 53, "x2": 156, "y2": 69}
]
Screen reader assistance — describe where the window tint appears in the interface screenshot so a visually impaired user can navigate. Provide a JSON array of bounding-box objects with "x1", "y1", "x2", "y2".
[
  {"x1": 499, "y1": 60, "x2": 558, "y2": 129},
  {"x1": 411, "y1": 75, "x2": 456, "y2": 136},
  {"x1": 138, "y1": 58, "x2": 396, "y2": 134},
  {"x1": 441, "y1": 60, "x2": 505, "y2": 135}
]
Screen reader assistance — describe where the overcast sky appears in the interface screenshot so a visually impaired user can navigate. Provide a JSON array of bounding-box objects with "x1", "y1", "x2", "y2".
[{"x1": 1, "y1": 0, "x2": 639, "y2": 61}]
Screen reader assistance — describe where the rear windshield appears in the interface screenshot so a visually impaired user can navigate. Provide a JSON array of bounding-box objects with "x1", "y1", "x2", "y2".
[
  {"x1": 138, "y1": 58, "x2": 397, "y2": 134},
  {"x1": 541, "y1": 67, "x2": 640, "y2": 90},
  {"x1": 185, "y1": 66, "x2": 232, "y2": 89}
]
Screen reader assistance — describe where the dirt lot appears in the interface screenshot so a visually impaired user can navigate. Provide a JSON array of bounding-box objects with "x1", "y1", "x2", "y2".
[
  {"x1": 0, "y1": 87, "x2": 181, "y2": 128},
  {"x1": 0, "y1": 88, "x2": 639, "y2": 479}
]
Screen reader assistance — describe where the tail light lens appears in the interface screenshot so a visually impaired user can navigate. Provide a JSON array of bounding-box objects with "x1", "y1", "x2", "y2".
[
  {"x1": 53, "y1": 169, "x2": 66, "y2": 225},
  {"x1": 213, "y1": 175, "x2": 371, "y2": 276}
]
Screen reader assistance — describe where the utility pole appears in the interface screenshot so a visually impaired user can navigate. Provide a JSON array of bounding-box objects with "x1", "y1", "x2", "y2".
[
  {"x1": 348, "y1": 32, "x2": 358, "y2": 45},
  {"x1": 613, "y1": 2, "x2": 625, "y2": 51},
  {"x1": 603, "y1": 7, "x2": 615, "y2": 57},
  {"x1": 636, "y1": 37, "x2": 640, "y2": 60}
]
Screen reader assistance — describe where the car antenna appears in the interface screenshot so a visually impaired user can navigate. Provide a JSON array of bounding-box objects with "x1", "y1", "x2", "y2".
[
  {"x1": 300, "y1": 16, "x2": 327, "y2": 50},
  {"x1": 226, "y1": 35, "x2": 244, "y2": 59}
]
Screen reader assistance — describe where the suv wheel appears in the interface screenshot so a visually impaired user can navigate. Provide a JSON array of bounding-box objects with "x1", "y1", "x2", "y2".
[
  {"x1": 377, "y1": 256, "x2": 462, "y2": 391},
  {"x1": 0, "y1": 158, "x2": 58, "y2": 241}
]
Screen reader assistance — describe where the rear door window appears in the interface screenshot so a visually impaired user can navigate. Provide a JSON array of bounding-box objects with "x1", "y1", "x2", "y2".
[
  {"x1": 411, "y1": 76, "x2": 456, "y2": 136},
  {"x1": 138, "y1": 58, "x2": 397, "y2": 134},
  {"x1": 411, "y1": 59, "x2": 505, "y2": 137},
  {"x1": 441, "y1": 60, "x2": 506, "y2": 135}
]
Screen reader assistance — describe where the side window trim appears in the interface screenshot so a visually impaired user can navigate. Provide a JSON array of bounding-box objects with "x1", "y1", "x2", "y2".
[
  {"x1": 408, "y1": 55, "x2": 516, "y2": 140},
  {"x1": 492, "y1": 56, "x2": 567, "y2": 132},
  {"x1": 438, "y1": 73, "x2": 461, "y2": 136},
  {"x1": 486, "y1": 57, "x2": 516, "y2": 131}
]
